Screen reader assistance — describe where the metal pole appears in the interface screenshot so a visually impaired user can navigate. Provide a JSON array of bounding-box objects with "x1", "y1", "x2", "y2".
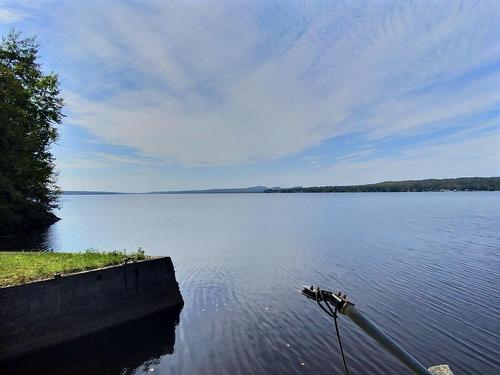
[{"x1": 341, "y1": 303, "x2": 432, "y2": 375}]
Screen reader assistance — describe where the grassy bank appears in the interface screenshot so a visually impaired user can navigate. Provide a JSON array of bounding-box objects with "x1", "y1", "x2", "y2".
[{"x1": 0, "y1": 250, "x2": 146, "y2": 287}]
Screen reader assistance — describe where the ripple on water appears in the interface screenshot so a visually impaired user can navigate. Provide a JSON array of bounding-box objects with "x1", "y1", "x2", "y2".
[{"x1": 4, "y1": 192, "x2": 500, "y2": 374}]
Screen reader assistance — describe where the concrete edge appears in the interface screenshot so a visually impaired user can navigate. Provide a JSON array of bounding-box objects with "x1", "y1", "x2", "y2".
[
  {"x1": 0, "y1": 256, "x2": 183, "y2": 361},
  {"x1": 0, "y1": 255, "x2": 171, "y2": 290}
]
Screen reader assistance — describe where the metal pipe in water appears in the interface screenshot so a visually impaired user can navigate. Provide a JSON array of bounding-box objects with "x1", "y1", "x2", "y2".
[{"x1": 341, "y1": 303, "x2": 432, "y2": 375}]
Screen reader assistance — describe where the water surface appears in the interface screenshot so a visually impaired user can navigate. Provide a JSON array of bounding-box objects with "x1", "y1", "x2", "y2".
[{"x1": 2, "y1": 192, "x2": 499, "y2": 374}]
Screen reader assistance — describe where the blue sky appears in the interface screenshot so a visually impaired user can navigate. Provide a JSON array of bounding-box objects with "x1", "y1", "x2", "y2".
[{"x1": 1, "y1": 0, "x2": 499, "y2": 191}]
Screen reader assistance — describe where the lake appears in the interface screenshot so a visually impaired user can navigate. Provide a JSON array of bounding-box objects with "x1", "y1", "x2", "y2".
[{"x1": 2, "y1": 192, "x2": 499, "y2": 374}]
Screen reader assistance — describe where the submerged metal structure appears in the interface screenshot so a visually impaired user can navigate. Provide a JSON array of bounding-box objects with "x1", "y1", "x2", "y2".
[{"x1": 302, "y1": 287, "x2": 454, "y2": 375}]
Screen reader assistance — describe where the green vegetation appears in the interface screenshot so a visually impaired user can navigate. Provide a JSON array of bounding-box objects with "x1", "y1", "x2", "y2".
[
  {"x1": 0, "y1": 30, "x2": 64, "y2": 235},
  {"x1": 265, "y1": 177, "x2": 500, "y2": 193},
  {"x1": 0, "y1": 249, "x2": 147, "y2": 287}
]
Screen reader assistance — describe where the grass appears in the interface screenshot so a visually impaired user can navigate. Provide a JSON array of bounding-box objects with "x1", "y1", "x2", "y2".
[{"x1": 0, "y1": 249, "x2": 147, "y2": 287}]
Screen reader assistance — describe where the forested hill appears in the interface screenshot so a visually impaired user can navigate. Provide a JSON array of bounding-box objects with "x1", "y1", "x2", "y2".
[{"x1": 265, "y1": 177, "x2": 500, "y2": 193}]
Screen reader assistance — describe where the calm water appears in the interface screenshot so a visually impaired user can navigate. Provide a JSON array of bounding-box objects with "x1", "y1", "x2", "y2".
[{"x1": 2, "y1": 193, "x2": 500, "y2": 375}]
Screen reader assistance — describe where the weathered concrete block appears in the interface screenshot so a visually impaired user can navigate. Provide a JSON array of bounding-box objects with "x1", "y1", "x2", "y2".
[
  {"x1": 428, "y1": 364, "x2": 455, "y2": 375},
  {"x1": 0, "y1": 257, "x2": 183, "y2": 361}
]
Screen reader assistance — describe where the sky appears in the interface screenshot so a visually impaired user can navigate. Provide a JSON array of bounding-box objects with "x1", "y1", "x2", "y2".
[{"x1": 1, "y1": 0, "x2": 499, "y2": 192}]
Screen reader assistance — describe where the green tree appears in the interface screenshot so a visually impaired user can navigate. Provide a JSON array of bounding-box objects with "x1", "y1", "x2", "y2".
[{"x1": 0, "y1": 30, "x2": 64, "y2": 234}]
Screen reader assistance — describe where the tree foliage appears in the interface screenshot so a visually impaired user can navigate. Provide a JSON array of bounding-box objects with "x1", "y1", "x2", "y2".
[
  {"x1": 0, "y1": 30, "x2": 63, "y2": 234},
  {"x1": 266, "y1": 177, "x2": 500, "y2": 193}
]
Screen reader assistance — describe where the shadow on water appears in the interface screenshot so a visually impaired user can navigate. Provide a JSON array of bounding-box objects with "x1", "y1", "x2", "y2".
[
  {"x1": 1, "y1": 306, "x2": 183, "y2": 375},
  {"x1": 0, "y1": 226, "x2": 53, "y2": 251}
]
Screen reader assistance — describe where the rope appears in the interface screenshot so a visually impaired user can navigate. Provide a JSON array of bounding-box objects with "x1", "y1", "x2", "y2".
[{"x1": 315, "y1": 288, "x2": 350, "y2": 375}]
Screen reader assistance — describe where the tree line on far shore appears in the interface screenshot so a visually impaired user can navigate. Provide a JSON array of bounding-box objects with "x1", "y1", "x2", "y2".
[{"x1": 265, "y1": 177, "x2": 500, "y2": 193}]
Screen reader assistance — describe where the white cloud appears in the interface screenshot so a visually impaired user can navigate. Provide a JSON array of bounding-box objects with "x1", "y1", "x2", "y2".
[
  {"x1": 7, "y1": 0, "x2": 500, "y2": 180},
  {"x1": 322, "y1": 130, "x2": 500, "y2": 185},
  {"x1": 58, "y1": 151, "x2": 159, "y2": 170},
  {"x1": 0, "y1": 7, "x2": 23, "y2": 23},
  {"x1": 52, "y1": 1, "x2": 500, "y2": 167}
]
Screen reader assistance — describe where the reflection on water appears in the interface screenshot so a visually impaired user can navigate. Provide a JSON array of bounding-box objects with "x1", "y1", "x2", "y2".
[
  {"x1": 0, "y1": 226, "x2": 54, "y2": 251},
  {"x1": 1, "y1": 306, "x2": 182, "y2": 375},
  {"x1": 1, "y1": 193, "x2": 500, "y2": 374}
]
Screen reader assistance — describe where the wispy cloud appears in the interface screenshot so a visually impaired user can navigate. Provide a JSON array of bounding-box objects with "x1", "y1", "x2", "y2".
[
  {"x1": 322, "y1": 130, "x2": 500, "y2": 185},
  {"x1": 62, "y1": 1, "x2": 500, "y2": 164},
  {"x1": 0, "y1": 7, "x2": 23, "y2": 23},
  {"x1": 2, "y1": 0, "x2": 499, "y2": 189},
  {"x1": 58, "y1": 151, "x2": 163, "y2": 170}
]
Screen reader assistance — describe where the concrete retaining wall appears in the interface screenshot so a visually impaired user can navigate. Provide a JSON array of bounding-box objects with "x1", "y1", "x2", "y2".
[{"x1": 0, "y1": 257, "x2": 183, "y2": 360}]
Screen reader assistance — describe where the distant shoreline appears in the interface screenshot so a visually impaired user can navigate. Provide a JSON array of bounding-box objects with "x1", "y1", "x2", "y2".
[
  {"x1": 265, "y1": 177, "x2": 499, "y2": 193},
  {"x1": 63, "y1": 177, "x2": 499, "y2": 195}
]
